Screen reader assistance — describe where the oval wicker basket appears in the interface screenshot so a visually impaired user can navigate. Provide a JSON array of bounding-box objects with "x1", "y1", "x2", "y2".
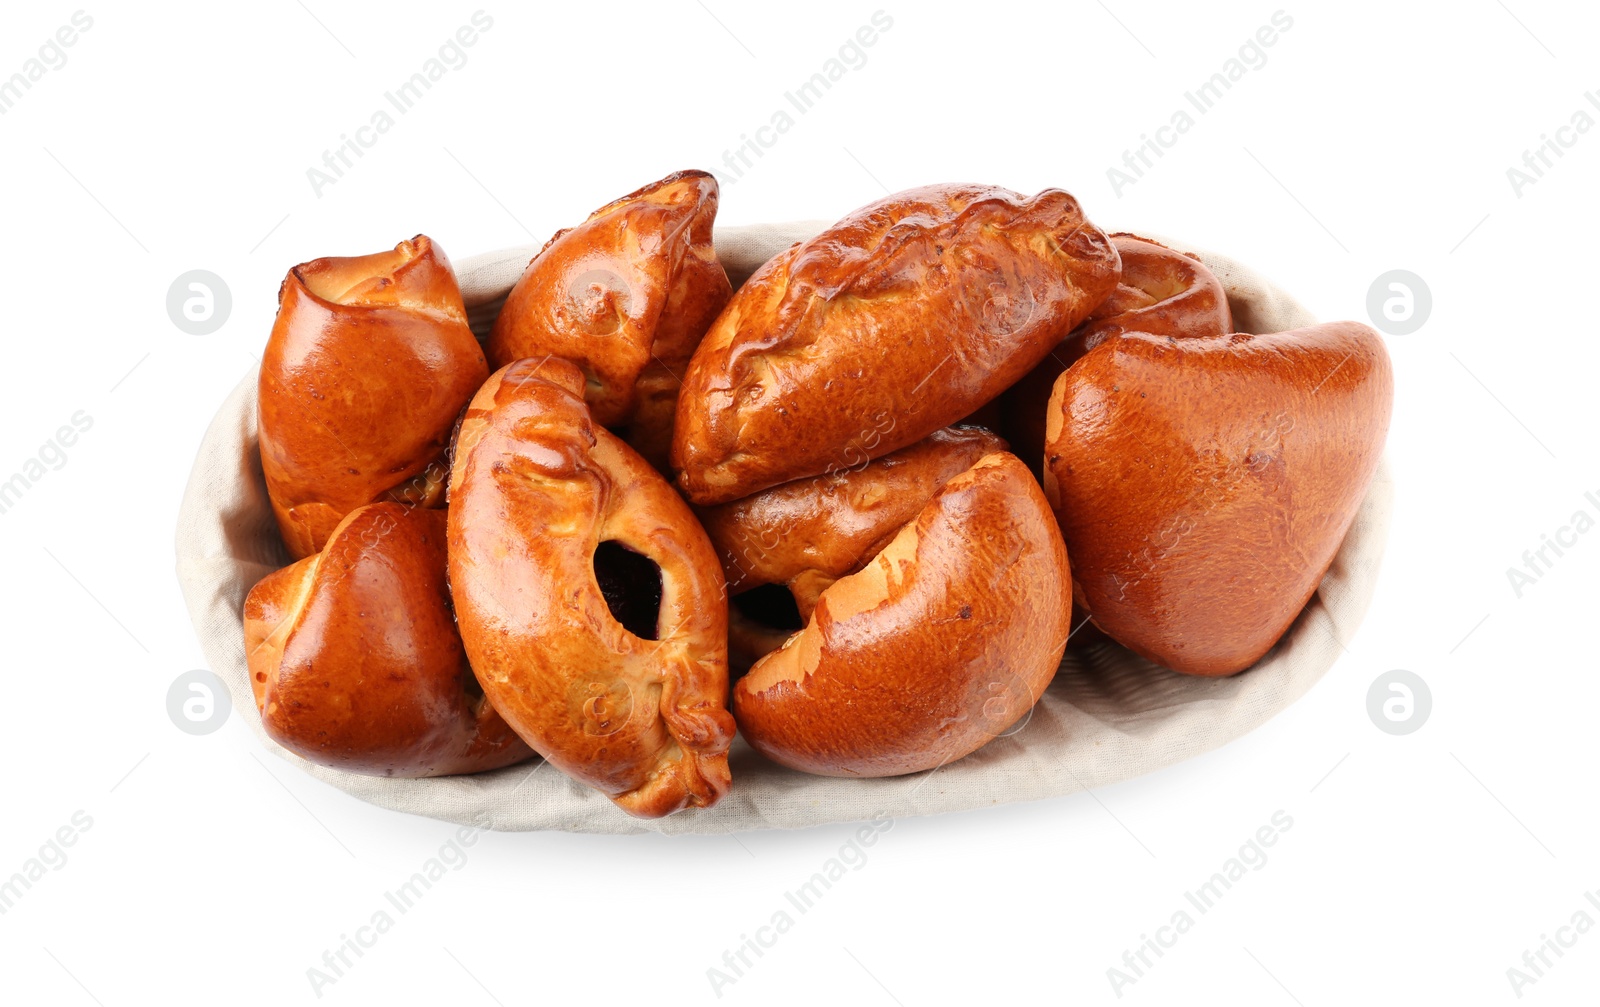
[{"x1": 174, "y1": 223, "x2": 1392, "y2": 835}]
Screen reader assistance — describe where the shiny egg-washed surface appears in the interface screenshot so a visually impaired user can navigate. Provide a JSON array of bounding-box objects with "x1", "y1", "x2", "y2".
[
  {"x1": 448, "y1": 358, "x2": 735, "y2": 818},
  {"x1": 733, "y1": 452, "x2": 1073, "y2": 778},
  {"x1": 489, "y1": 170, "x2": 731, "y2": 473},
  {"x1": 179, "y1": 226, "x2": 1392, "y2": 833},
  {"x1": 672, "y1": 183, "x2": 1121, "y2": 505},
  {"x1": 697, "y1": 426, "x2": 1008, "y2": 622},
  {"x1": 1043, "y1": 321, "x2": 1393, "y2": 677},
  {"x1": 1004, "y1": 232, "x2": 1233, "y2": 477},
  {"x1": 243, "y1": 503, "x2": 533, "y2": 777},
  {"x1": 258, "y1": 235, "x2": 488, "y2": 558}
]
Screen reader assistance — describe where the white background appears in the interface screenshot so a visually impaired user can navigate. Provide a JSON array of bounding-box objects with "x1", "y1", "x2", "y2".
[{"x1": 1, "y1": 1, "x2": 1596, "y2": 1004}]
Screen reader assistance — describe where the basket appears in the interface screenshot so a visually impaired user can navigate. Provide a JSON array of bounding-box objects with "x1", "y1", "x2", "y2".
[{"x1": 173, "y1": 223, "x2": 1393, "y2": 835}]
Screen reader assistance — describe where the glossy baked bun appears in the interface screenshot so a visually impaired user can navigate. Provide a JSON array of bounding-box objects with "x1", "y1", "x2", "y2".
[
  {"x1": 1043, "y1": 322, "x2": 1392, "y2": 677},
  {"x1": 1063, "y1": 233, "x2": 1232, "y2": 360},
  {"x1": 448, "y1": 357, "x2": 735, "y2": 818},
  {"x1": 242, "y1": 503, "x2": 534, "y2": 777},
  {"x1": 1004, "y1": 233, "x2": 1232, "y2": 476},
  {"x1": 700, "y1": 426, "x2": 1008, "y2": 624},
  {"x1": 487, "y1": 170, "x2": 731, "y2": 471},
  {"x1": 671, "y1": 183, "x2": 1120, "y2": 505},
  {"x1": 733, "y1": 451, "x2": 1072, "y2": 778},
  {"x1": 259, "y1": 235, "x2": 488, "y2": 559}
]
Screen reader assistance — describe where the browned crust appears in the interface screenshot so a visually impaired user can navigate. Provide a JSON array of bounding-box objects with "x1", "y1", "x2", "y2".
[
  {"x1": 671, "y1": 183, "x2": 1120, "y2": 504},
  {"x1": 447, "y1": 357, "x2": 734, "y2": 818},
  {"x1": 242, "y1": 503, "x2": 534, "y2": 777},
  {"x1": 698, "y1": 426, "x2": 1008, "y2": 622},
  {"x1": 732, "y1": 451, "x2": 1072, "y2": 778},
  {"x1": 1042, "y1": 321, "x2": 1392, "y2": 676},
  {"x1": 1002, "y1": 232, "x2": 1233, "y2": 478},
  {"x1": 487, "y1": 170, "x2": 731, "y2": 472},
  {"x1": 258, "y1": 235, "x2": 488, "y2": 558}
]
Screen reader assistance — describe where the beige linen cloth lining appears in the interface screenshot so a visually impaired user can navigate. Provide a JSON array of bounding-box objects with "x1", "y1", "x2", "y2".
[{"x1": 174, "y1": 223, "x2": 1393, "y2": 835}]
